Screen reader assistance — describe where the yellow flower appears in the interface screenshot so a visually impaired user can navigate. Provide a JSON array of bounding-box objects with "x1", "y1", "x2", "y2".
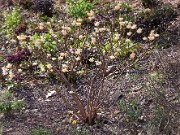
[{"x1": 71, "y1": 120, "x2": 77, "y2": 125}]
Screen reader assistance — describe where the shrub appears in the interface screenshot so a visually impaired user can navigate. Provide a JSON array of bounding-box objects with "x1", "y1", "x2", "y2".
[{"x1": 1, "y1": 2, "x2": 159, "y2": 125}]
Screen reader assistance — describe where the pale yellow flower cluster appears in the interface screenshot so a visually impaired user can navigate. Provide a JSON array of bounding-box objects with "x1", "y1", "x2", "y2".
[
  {"x1": 61, "y1": 26, "x2": 71, "y2": 36},
  {"x1": 1, "y1": 63, "x2": 16, "y2": 80},
  {"x1": 87, "y1": 10, "x2": 95, "y2": 21}
]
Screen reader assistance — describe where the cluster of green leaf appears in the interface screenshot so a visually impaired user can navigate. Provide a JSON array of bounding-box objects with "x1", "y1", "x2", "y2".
[
  {"x1": 0, "y1": 91, "x2": 24, "y2": 116},
  {"x1": 119, "y1": 99, "x2": 142, "y2": 122},
  {"x1": 68, "y1": 0, "x2": 94, "y2": 18},
  {"x1": 3, "y1": 8, "x2": 20, "y2": 36},
  {"x1": 31, "y1": 128, "x2": 51, "y2": 135}
]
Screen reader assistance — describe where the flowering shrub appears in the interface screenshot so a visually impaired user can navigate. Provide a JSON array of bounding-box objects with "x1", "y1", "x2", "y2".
[{"x1": 1, "y1": 2, "x2": 160, "y2": 124}]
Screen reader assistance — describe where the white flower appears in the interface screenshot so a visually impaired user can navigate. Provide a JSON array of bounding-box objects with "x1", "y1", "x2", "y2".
[
  {"x1": 94, "y1": 22, "x2": 100, "y2": 27},
  {"x1": 148, "y1": 36, "x2": 155, "y2": 41},
  {"x1": 2, "y1": 67, "x2": 8, "y2": 76},
  {"x1": 69, "y1": 91, "x2": 74, "y2": 94},
  {"x1": 119, "y1": 17, "x2": 123, "y2": 21},
  {"x1": 32, "y1": 62, "x2": 38, "y2": 66},
  {"x1": 47, "y1": 22, "x2": 51, "y2": 25},
  {"x1": 75, "y1": 56, "x2": 81, "y2": 61},
  {"x1": 88, "y1": 16, "x2": 95, "y2": 21},
  {"x1": 46, "y1": 64, "x2": 53, "y2": 70},
  {"x1": 144, "y1": 8, "x2": 151, "y2": 13},
  {"x1": 77, "y1": 18, "x2": 83, "y2": 22},
  {"x1": 18, "y1": 69, "x2": 23, "y2": 73},
  {"x1": 64, "y1": 27, "x2": 71, "y2": 32},
  {"x1": 110, "y1": 55, "x2": 115, "y2": 60},
  {"x1": 52, "y1": 57, "x2": 56, "y2": 61},
  {"x1": 114, "y1": 4, "x2": 120, "y2": 11},
  {"x1": 6, "y1": 63, "x2": 12, "y2": 69},
  {"x1": 79, "y1": 35, "x2": 83, "y2": 40},
  {"x1": 61, "y1": 30, "x2": 67, "y2": 36},
  {"x1": 71, "y1": 20, "x2": 76, "y2": 26},
  {"x1": 91, "y1": 37, "x2": 96, "y2": 44},
  {"x1": 99, "y1": 28, "x2": 106, "y2": 32},
  {"x1": 76, "y1": 22, "x2": 82, "y2": 26},
  {"x1": 126, "y1": 24, "x2": 131, "y2": 29},
  {"x1": 114, "y1": 34, "x2": 120, "y2": 40},
  {"x1": 131, "y1": 24, "x2": 137, "y2": 30},
  {"x1": 95, "y1": 61, "x2": 102, "y2": 66},
  {"x1": 75, "y1": 49, "x2": 82, "y2": 55},
  {"x1": 35, "y1": 39, "x2": 42, "y2": 46},
  {"x1": 58, "y1": 56, "x2": 64, "y2": 60},
  {"x1": 130, "y1": 52, "x2": 136, "y2": 60},
  {"x1": 127, "y1": 32, "x2": 132, "y2": 36},
  {"x1": 119, "y1": 21, "x2": 125, "y2": 26},
  {"x1": 47, "y1": 53, "x2": 51, "y2": 57},
  {"x1": 89, "y1": 57, "x2": 94, "y2": 62},
  {"x1": 125, "y1": 39, "x2": 131, "y2": 42},
  {"x1": 9, "y1": 70, "x2": 15, "y2": 80},
  {"x1": 17, "y1": 35, "x2": 27, "y2": 41},
  {"x1": 87, "y1": 10, "x2": 94, "y2": 17},
  {"x1": 137, "y1": 28, "x2": 143, "y2": 34},
  {"x1": 154, "y1": 34, "x2": 159, "y2": 37},
  {"x1": 62, "y1": 64, "x2": 68, "y2": 69},
  {"x1": 60, "y1": 53, "x2": 66, "y2": 57},
  {"x1": 62, "y1": 68, "x2": 68, "y2": 73},
  {"x1": 143, "y1": 37, "x2": 147, "y2": 41}
]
